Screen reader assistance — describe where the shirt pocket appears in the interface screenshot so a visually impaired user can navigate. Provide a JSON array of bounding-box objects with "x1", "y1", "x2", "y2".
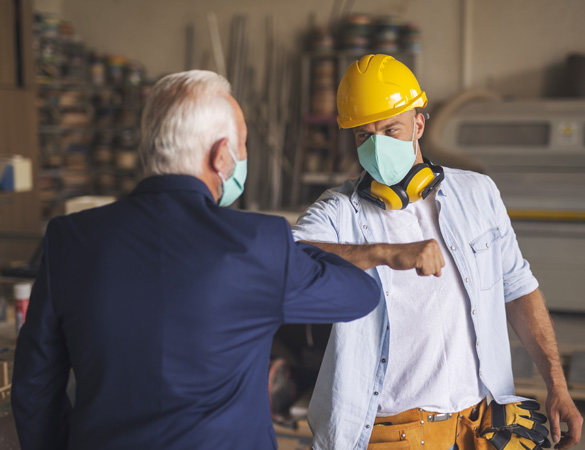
[{"x1": 469, "y1": 227, "x2": 502, "y2": 291}]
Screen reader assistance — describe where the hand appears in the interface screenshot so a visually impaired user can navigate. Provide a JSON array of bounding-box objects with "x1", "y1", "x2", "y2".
[
  {"x1": 383, "y1": 239, "x2": 445, "y2": 277},
  {"x1": 546, "y1": 386, "x2": 583, "y2": 450}
]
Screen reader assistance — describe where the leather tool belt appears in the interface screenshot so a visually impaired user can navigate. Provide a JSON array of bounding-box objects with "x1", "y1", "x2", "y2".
[
  {"x1": 368, "y1": 399, "x2": 488, "y2": 450},
  {"x1": 368, "y1": 399, "x2": 550, "y2": 450}
]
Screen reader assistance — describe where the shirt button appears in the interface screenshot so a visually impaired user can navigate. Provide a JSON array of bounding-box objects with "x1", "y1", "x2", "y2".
[
  {"x1": 476, "y1": 341, "x2": 480, "y2": 347},
  {"x1": 374, "y1": 391, "x2": 379, "y2": 396},
  {"x1": 465, "y1": 277, "x2": 469, "y2": 283},
  {"x1": 450, "y1": 245, "x2": 456, "y2": 250},
  {"x1": 486, "y1": 243, "x2": 490, "y2": 248},
  {"x1": 472, "y1": 309, "x2": 476, "y2": 315},
  {"x1": 363, "y1": 225, "x2": 368, "y2": 230},
  {"x1": 381, "y1": 358, "x2": 387, "y2": 363},
  {"x1": 385, "y1": 291, "x2": 389, "y2": 296},
  {"x1": 365, "y1": 424, "x2": 370, "y2": 429}
]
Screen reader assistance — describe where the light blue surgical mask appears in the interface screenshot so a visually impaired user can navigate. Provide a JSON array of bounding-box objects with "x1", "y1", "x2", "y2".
[
  {"x1": 357, "y1": 121, "x2": 417, "y2": 187},
  {"x1": 218, "y1": 148, "x2": 247, "y2": 207}
]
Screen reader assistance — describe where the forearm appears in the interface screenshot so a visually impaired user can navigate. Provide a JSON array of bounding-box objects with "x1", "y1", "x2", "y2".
[
  {"x1": 299, "y1": 241, "x2": 386, "y2": 270},
  {"x1": 300, "y1": 239, "x2": 445, "y2": 275},
  {"x1": 506, "y1": 289, "x2": 566, "y2": 390}
]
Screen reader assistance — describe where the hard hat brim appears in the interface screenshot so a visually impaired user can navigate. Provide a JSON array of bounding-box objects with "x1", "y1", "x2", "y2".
[{"x1": 338, "y1": 91, "x2": 428, "y2": 129}]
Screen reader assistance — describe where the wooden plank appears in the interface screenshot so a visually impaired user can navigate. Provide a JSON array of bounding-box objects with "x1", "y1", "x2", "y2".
[
  {"x1": 0, "y1": 384, "x2": 10, "y2": 400},
  {"x1": 0, "y1": 89, "x2": 41, "y2": 235},
  {"x1": 0, "y1": 361, "x2": 8, "y2": 387},
  {"x1": 18, "y1": 0, "x2": 35, "y2": 88},
  {"x1": 0, "y1": 0, "x2": 16, "y2": 87}
]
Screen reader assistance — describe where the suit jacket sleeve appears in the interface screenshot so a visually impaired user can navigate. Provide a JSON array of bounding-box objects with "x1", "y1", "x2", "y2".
[
  {"x1": 11, "y1": 220, "x2": 71, "y2": 450},
  {"x1": 281, "y1": 218, "x2": 380, "y2": 324}
]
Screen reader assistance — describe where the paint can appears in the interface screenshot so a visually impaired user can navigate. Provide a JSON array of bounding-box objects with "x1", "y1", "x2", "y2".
[{"x1": 14, "y1": 282, "x2": 32, "y2": 334}]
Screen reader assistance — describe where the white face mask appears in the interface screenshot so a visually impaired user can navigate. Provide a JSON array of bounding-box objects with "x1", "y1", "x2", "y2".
[
  {"x1": 218, "y1": 147, "x2": 247, "y2": 207},
  {"x1": 357, "y1": 118, "x2": 417, "y2": 187}
]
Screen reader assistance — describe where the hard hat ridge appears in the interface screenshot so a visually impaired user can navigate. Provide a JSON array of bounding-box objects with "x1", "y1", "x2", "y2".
[
  {"x1": 337, "y1": 54, "x2": 427, "y2": 129},
  {"x1": 357, "y1": 54, "x2": 375, "y2": 73}
]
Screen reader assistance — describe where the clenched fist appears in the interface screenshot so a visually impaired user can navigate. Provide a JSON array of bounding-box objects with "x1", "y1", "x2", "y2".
[{"x1": 382, "y1": 239, "x2": 445, "y2": 277}]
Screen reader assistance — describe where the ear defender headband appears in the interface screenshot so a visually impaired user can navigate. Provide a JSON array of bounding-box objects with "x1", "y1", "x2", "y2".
[{"x1": 357, "y1": 158, "x2": 444, "y2": 210}]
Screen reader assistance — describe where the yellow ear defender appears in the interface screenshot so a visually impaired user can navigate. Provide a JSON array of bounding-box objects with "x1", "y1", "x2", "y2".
[
  {"x1": 370, "y1": 180, "x2": 409, "y2": 210},
  {"x1": 358, "y1": 159, "x2": 444, "y2": 210}
]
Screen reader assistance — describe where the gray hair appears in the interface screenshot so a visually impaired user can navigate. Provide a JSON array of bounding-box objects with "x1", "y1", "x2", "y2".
[{"x1": 140, "y1": 70, "x2": 238, "y2": 177}]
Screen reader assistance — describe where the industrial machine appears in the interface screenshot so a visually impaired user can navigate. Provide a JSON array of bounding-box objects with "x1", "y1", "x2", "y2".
[{"x1": 437, "y1": 98, "x2": 585, "y2": 312}]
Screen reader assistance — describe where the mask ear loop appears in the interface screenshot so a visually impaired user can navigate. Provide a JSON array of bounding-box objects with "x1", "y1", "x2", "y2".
[
  {"x1": 412, "y1": 116, "x2": 418, "y2": 159},
  {"x1": 227, "y1": 145, "x2": 239, "y2": 164},
  {"x1": 219, "y1": 143, "x2": 238, "y2": 181}
]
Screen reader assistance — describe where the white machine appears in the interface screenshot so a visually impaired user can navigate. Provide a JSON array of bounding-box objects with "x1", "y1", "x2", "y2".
[{"x1": 438, "y1": 99, "x2": 585, "y2": 312}]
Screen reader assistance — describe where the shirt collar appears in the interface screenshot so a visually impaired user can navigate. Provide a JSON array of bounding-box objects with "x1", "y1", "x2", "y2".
[{"x1": 130, "y1": 174, "x2": 215, "y2": 202}]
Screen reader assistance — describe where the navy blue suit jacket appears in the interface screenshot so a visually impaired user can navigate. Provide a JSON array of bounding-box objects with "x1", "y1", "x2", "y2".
[{"x1": 12, "y1": 175, "x2": 380, "y2": 450}]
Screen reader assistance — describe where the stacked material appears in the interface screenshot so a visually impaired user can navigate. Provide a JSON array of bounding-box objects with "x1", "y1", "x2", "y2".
[
  {"x1": 33, "y1": 13, "x2": 149, "y2": 223},
  {"x1": 308, "y1": 26, "x2": 336, "y2": 53},
  {"x1": 310, "y1": 58, "x2": 337, "y2": 116},
  {"x1": 371, "y1": 16, "x2": 401, "y2": 54},
  {"x1": 339, "y1": 14, "x2": 372, "y2": 53},
  {"x1": 33, "y1": 13, "x2": 87, "y2": 86},
  {"x1": 335, "y1": 14, "x2": 422, "y2": 54},
  {"x1": 400, "y1": 23, "x2": 422, "y2": 53}
]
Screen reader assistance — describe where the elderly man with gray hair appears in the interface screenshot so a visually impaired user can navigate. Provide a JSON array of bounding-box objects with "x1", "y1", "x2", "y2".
[{"x1": 12, "y1": 70, "x2": 445, "y2": 450}]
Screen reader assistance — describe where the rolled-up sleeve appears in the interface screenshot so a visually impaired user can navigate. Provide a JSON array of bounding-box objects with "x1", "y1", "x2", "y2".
[
  {"x1": 292, "y1": 194, "x2": 340, "y2": 243},
  {"x1": 489, "y1": 178, "x2": 539, "y2": 302}
]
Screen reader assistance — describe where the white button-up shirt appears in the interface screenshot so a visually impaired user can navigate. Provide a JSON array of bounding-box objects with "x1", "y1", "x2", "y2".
[{"x1": 292, "y1": 168, "x2": 538, "y2": 450}]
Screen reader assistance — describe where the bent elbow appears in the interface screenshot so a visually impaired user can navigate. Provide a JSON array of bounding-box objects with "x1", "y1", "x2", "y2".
[{"x1": 350, "y1": 271, "x2": 381, "y2": 317}]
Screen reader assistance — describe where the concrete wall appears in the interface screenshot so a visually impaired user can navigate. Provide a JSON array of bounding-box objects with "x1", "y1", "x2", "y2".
[{"x1": 34, "y1": 0, "x2": 585, "y2": 107}]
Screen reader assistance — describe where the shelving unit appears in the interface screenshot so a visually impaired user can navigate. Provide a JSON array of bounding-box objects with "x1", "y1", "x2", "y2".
[
  {"x1": 37, "y1": 83, "x2": 93, "y2": 218},
  {"x1": 33, "y1": 14, "x2": 149, "y2": 223},
  {"x1": 290, "y1": 50, "x2": 421, "y2": 207},
  {"x1": 0, "y1": 0, "x2": 42, "y2": 267}
]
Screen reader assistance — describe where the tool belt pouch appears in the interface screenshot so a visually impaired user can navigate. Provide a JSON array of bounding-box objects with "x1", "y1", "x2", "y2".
[
  {"x1": 369, "y1": 410, "x2": 423, "y2": 450},
  {"x1": 369, "y1": 407, "x2": 473, "y2": 450},
  {"x1": 368, "y1": 423, "x2": 419, "y2": 449},
  {"x1": 477, "y1": 400, "x2": 551, "y2": 450},
  {"x1": 450, "y1": 398, "x2": 489, "y2": 450}
]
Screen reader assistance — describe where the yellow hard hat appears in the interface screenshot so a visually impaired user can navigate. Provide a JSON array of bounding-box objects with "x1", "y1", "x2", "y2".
[{"x1": 337, "y1": 54, "x2": 427, "y2": 129}]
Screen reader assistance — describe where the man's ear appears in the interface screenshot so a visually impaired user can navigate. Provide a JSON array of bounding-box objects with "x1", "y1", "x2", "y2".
[
  {"x1": 415, "y1": 112, "x2": 425, "y2": 139},
  {"x1": 210, "y1": 137, "x2": 230, "y2": 175}
]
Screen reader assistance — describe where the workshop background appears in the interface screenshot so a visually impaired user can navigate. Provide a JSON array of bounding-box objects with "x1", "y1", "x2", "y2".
[{"x1": 1, "y1": 0, "x2": 584, "y2": 448}]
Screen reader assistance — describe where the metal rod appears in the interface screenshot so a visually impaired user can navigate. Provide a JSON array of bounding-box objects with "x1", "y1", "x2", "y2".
[
  {"x1": 184, "y1": 24, "x2": 195, "y2": 71},
  {"x1": 207, "y1": 12, "x2": 227, "y2": 77}
]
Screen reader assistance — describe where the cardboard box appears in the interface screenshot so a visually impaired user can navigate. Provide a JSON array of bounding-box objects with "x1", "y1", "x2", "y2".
[{"x1": 0, "y1": 156, "x2": 32, "y2": 192}]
